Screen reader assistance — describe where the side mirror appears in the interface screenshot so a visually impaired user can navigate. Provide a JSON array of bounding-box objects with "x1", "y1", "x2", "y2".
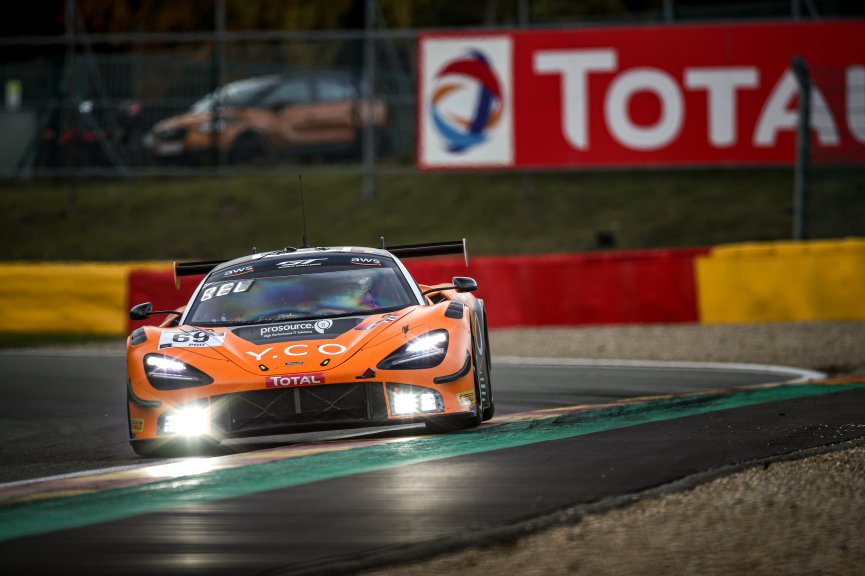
[
  {"x1": 129, "y1": 302, "x2": 153, "y2": 321},
  {"x1": 452, "y1": 276, "x2": 478, "y2": 293}
]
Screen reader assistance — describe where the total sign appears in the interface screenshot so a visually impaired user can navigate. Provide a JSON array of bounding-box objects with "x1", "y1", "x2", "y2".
[{"x1": 417, "y1": 21, "x2": 865, "y2": 169}]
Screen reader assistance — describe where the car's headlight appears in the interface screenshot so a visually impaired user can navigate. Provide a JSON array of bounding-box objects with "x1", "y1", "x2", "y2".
[
  {"x1": 386, "y1": 384, "x2": 444, "y2": 416},
  {"x1": 377, "y1": 330, "x2": 449, "y2": 370},
  {"x1": 160, "y1": 400, "x2": 211, "y2": 436},
  {"x1": 144, "y1": 353, "x2": 213, "y2": 390}
]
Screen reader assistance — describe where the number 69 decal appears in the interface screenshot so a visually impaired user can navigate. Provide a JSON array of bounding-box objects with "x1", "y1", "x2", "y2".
[{"x1": 158, "y1": 330, "x2": 226, "y2": 349}]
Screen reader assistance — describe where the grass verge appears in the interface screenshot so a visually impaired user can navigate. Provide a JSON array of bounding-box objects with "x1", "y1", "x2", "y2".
[
  {"x1": 0, "y1": 333, "x2": 123, "y2": 348},
  {"x1": 2, "y1": 167, "x2": 863, "y2": 261}
]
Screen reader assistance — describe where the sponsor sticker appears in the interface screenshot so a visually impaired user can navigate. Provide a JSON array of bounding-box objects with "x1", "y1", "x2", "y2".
[
  {"x1": 222, "y1": 265, "x2": 254, "y2": 278},
  {"x1": 130, "y1": 418, "x2": 145, "y2": 433},
  {"x1": 260, "y1": 321, "x2": 316, "y2": 339},
  {"x1": 158, "y1": 330, "x2": 226, "y2": 349},
  {"x1": 457, "y1": 391, "x2": 475, "y2": 406},
  {"x1": 265, "y1": 373, "x2": 326, "y2": 388},
  {"x1": 351, "y1": 257, "x2": 381, "y2": 266},
  {"x1": 245, "y1": 343, "x2": 349, "y2": 362},
  {"x1": 200, "y1": 280, "x2": 254, "y2": 301},
  {"x1": 234, "y1": 317, "x2": 362, "y2": 345},
  {"x1": 276, "y1": 258, "x2": 327, "y2": 269},
  {"x1": 354, "y1": 313, "x2": 401, "y2": 331}
]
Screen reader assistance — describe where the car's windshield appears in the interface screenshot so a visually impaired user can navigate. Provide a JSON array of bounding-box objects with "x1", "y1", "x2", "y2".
[
  {"x1": 190, "y1": 76, "x2": 279, "y2": 113},
  {"x1": 185, "y1": 255, "x2": 416, "y2": 326}
]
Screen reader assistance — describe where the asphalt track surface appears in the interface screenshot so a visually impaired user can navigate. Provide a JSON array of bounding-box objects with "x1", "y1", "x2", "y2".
[
  {"x1": 1, "y1": 351, "x2": 863, "y2": 575},
  {"x1": 0, "y1": 353, "x2": 810, "y2": 483}
]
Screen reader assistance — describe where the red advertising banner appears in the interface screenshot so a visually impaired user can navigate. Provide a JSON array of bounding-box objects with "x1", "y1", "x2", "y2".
[{"x1": 417, "y1": 21, "x2": 865, "y2": 169}]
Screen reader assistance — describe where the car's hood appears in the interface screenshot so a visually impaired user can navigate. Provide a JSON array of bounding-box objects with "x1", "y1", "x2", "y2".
[{"x1": 162, "y1": 306, "x2": 439, "y2": 377}]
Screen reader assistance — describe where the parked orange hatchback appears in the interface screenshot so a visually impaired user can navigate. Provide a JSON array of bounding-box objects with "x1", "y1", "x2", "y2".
[{"x1": 145, "y1": 72, "x2": 387, "y2": 164}]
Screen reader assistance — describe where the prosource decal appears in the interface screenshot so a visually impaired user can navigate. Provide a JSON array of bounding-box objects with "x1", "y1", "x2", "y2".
[{"x1": 233, "y1": 317, "x2": 362, "y2": 344}]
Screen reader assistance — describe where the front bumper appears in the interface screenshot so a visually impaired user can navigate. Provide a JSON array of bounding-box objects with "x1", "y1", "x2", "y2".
[
  {"x1": 130, "y1": 377, "x2": 475, "y2": 441},
  {"x1": 211, "y1": 381, "x2": 390, "y2": 437}
]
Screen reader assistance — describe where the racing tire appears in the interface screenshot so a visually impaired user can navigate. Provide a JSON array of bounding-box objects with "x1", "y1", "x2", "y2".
[
  {"x1": 424, "y1": 338, "x2": 485, "y2": 434},
  {"x1": 481, "y1": 314, "x2": 495, "y2": 421}
]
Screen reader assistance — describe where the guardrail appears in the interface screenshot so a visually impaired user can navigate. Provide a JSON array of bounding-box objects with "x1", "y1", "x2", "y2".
[{"x1": 1, "y1": 238, "x2": 863, "y2": 335}]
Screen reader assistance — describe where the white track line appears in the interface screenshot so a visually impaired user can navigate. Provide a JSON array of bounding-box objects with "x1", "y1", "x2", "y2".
[
  {"x1": 493, "y1": 356, "x2": 826, "y2": 384},
  {"x1": 0, "y1": 461, "x2": 184, "y2": 489}
]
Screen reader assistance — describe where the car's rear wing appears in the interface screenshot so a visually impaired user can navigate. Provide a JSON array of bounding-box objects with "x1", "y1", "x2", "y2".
[
  {"x1": 382, "y1": 238, "x2": 469, "y2": 267},
  {"x1": 173, "y1": 259, "x2": 224, "y2": 289},
  {"x1": 173, "y1": 239, "x2": 468, "y2": 288}
]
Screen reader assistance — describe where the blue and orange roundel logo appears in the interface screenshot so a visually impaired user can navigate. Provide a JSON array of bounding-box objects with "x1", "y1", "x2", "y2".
[{"x1": 430, "y1": 50, "x2": 504, "y2": 153}]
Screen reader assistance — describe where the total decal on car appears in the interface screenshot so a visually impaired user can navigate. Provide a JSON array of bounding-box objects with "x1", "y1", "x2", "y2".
[{"x1": 126, "y1": 240, "x2": 494, "y2": 456}]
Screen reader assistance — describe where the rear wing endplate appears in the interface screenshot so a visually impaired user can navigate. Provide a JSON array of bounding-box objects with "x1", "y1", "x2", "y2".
[
  {"x1": 173, "y1": 259, "x2": 224, "y2": 289},
  {"x1": 382, "y1": 238, "x2": 468, "y2": 267}
]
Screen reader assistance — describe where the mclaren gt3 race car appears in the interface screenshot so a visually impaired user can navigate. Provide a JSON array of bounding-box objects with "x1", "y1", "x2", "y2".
[{"x1": 126, "y1": 240, "x2": 494, "y2": 456}]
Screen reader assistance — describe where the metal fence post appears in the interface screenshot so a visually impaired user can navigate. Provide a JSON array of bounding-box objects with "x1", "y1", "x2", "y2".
[
  {"x1": 792, "y1": 56, "x2": 810, "y2": 241},
  {"x1": 663, "y1": 0, "x2": 675, "y2": 22},
  {"x1": 361, "y1": 0, "x2": 377, "y2": 202},
  {"x1": 211, "y1": 0, "x2": 225, "y2": 168},
  {"x1": 518, "y1": 0, "x2": 530, "y2": 28},
  {"x1": 65, "y1": 0, "x2": 77, "y2": 212}
]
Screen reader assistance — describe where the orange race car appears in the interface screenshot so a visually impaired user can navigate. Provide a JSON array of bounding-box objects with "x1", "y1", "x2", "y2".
[{"x1": 126, "y1": 240, "x2": 494, "y2": 456}]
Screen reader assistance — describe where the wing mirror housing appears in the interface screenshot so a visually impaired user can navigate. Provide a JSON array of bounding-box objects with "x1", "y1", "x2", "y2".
[
  {"x1": 129, "y1": 302, "x2": 153, "y2": 320},
  {"x1": 452, "y1": 276, "x2": 478, "y2": 293},
  {"x1": 129, "y1": 302, "x2": 181, "y2": 321},
  {"x1": 421, "y1": 276, "x2": 478, "y2": 297}
]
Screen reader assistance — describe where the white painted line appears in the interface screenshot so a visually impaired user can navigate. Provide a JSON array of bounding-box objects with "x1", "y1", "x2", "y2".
[
  {"x1": 493, "y1": 356, "x2": 826, "y2": 384},
  {"x1": 0, "y1": 427, "x2": 424, "y2": 490},
  {"x1": 0, "y1": 460, "x2": 183, "y2": 490}
]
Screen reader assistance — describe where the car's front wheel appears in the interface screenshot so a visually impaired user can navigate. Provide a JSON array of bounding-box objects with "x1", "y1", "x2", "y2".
[
  {"x1": 424, "y1": 342, "x2": 485, "y2": 434},
  {"x1": 481, "y1": 314, "x2": 495, "y2": 421}
]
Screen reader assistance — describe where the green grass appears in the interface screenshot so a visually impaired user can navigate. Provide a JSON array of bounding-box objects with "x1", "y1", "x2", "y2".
[{"x1": 1, "y1": 167, "x2": 863, "y2": 261}]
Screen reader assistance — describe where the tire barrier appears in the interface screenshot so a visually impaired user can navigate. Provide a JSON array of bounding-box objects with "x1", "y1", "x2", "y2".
[
  {"x1": 696, "y1": 238, "x2": 865, "y2": 323},
  {"x1": 0, "y1": 262, "x2": 134, "y2": 334},
  {"x1": 127, "y1": 268, "x2": 203, "y2": 332},
  {"x1": 403, "y1": 248, "x2": 709, "y2": 327},
  {"x1": 1, "y1": 239, "x2": 862, "y2": 335}
]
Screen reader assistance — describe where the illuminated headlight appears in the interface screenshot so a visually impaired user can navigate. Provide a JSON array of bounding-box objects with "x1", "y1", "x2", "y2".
[
  {"x1": 162, "y1": 404, "x2": 210, "y2": 436},
  {"x1": 392, "y1": 392, "x2": 417, "y2": 416},
  {"x1": 387, "y1": 384, "x2": 444, "y2": 416},
  {"x1": 144, "y1": 353, "x2": 213, "y2": 390},
  {"x1": 377, "y1": 330, "x2": 449, "y2": 370}
]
